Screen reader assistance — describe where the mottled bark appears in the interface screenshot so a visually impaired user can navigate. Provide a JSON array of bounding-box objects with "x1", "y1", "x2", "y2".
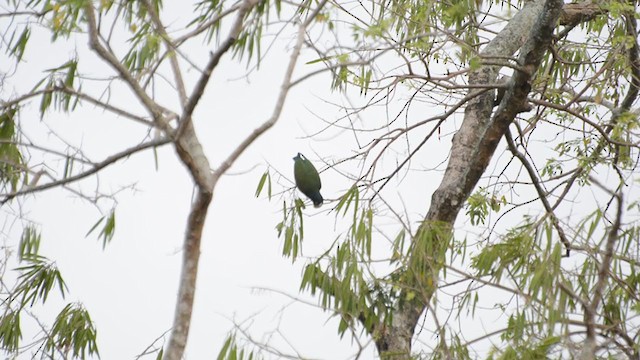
[
  {"x1": 163, "y1": 187, "x2": 212, "y2": 360},
  {"x1": 162, "y1": 2, "x2": 252, "y2": 356},
  {"x1": 559, "y1": 1, "x2": 606, "y2": 26},
  {"x1": 375, "y1": 0, "x2": 565, "y2": 357}
]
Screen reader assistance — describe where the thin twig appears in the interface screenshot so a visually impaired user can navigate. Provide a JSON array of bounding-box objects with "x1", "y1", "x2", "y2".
[{"x1": 0, "y1": 138, "x2": 170, "y2": 204}]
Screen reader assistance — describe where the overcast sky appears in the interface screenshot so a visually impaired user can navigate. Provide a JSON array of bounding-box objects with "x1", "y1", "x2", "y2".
[
  {"x1": 0, "y1": 3, "x2": 404, "y2": 358},
  {"x1": 2, "y1": 2, "x2": 637, "y2": 359}
]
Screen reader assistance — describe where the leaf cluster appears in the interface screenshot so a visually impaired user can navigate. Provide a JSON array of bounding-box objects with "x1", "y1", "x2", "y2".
[{"x1": 0, "y1": 226, "x2": 99, "y2": 359}]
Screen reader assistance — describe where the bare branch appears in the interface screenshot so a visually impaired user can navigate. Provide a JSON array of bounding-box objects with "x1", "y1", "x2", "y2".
[
  {"x1": 175, "y1": 4, "x2": 243, "y2": 44},
  {"x1": 0, "y1": 138, "x2": 170, "y2": 204},
  {"x1": 84, "y1": 2, "x2": 172, "y2": 128},
  {"x1": 213, "y1": 0, "x2": 329, "y2": 180},
  {"x1": 579, "y1": 179, "x2": 623, "y2": 360},
  {"x1": 176, "y1": 0, "x2": 259, "y2": 140},
  {"x1": 559, "y1": 1, "x2": 606, "y2": 26},
  {"x1": 620, "y1": 11, "x2": 640, "y2": 111},
  {"x1": 141, "y1": 0, "x2": 188, "y2": 106},
  {"x1": 171, "y1": 0, "x2": 259, "y2": 189},
  {"x1": 504, "y1": 130, "x2": 571, "y2": 255}
]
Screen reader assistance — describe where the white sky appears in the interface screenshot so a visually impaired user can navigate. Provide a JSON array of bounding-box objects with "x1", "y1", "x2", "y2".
[
  {"x1": 1, "y1": 2, "x2": 405, "y2": 358},
  {"x1": 1, "y1": 1, "x2": 638, "y2": 359}
]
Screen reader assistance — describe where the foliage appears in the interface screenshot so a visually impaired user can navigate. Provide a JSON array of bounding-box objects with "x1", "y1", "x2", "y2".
[
  {"x1": 2, "y1": 0, "x2": 640, "y2": 358},
  {"x1": 45, "y1": 304, "x2": 99, "y2": 359},
  {"x1": 0, "y1": 227, "x2": 98, "y2": 359},
  {"x1": 1, "y1": 0, "x2": 310, "y2": 357},
  {"x1": 0, "y1": 108, "x2": 26, "y2": 192},
  {"x1": 216, "y1": 334, "x2": 261, "y2": 360},
  {"x1": 85, "y1": 210, "x2": 117, "y2": 249},
  {"x1": 259, "y1": 0, "x2": 640, "y2": 358}
]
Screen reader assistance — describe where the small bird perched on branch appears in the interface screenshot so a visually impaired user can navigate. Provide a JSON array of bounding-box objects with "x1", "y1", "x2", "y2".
[{"x1": 293, "y1": 153, "x2": 323, "y2": 207}]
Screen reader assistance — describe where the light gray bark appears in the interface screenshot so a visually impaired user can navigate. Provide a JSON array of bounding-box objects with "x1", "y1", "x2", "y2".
[
  {"x1": 375, "y1": 0, "x2": 565, "y2": 357},
  {"x1": 163, "y1": 1, "x2": 323, "y2": 358}
]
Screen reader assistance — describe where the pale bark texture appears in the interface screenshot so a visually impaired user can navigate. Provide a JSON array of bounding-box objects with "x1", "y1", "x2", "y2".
[
  {"x1": 84, "y1": 0, "x2": 305, "y2": 358},
  {"x1": 374, "y1": 0, "x2": 565, "y2": 357},
  {"x1": 163, "y1": 1, "x2": 319, "y2": 357}
]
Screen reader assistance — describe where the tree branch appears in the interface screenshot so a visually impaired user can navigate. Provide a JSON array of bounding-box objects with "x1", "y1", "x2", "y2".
[
  {"x1": 176, "y1": 0, "x2": 258, "y2": 141},
  {"x1": 374, "y1": 0, "x2": 565, "y2": 357},
  {"x1": 0, "y1": 138, "x2": 170, "y2": 205},
  {"x1": 84, "y1": 2, "x2": 172, "y2": 129},
  {"x1": 141, "y1": 0, "x2": 188, "y2": 106},
  {"x1": 579, "y1": 179, "x2": 623, "y2": 360},
  {"x1": 213, "y1": 0, "x2": 329, "y2": 181},
  {"x1": 504, "y1": 130, "x2": 571, "y2": 256},
  {"x1": 172, "y1": 0, "x2": 258, "y2": 189}
]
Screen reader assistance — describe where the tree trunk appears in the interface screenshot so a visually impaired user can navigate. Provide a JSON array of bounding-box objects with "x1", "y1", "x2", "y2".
[{"x1": 375, "y1": 0, "x2": 565, "y2": 357}]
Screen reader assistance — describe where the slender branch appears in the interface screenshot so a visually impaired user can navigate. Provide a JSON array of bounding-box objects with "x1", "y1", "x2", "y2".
[
  {"x1": 505, "y1": 130, "x2": 571, "y2": 255},
  {"x1": 528, "y1": 98, "x2": 639, "y2": 148},
  {"x1": 174, "y1": 4, "x2": 243, "y2": 44},
  {"x1": 368, "y1": 85, "x2": 499, "y2": 200},
  {"x1": 579, "y1": 180, "x2": 623, "y2": 360},
  {"x1": 135, "y1": 328, "x2": 172, "y2": 360},
  {"x1": 176, "y1": 0, "x2": 258, "y2": 140},
  {"x1": 1, "y1": 89, "x2": 51, "y2": 110},
  {"x1": 2, "y1": 86, "x2": 153, "y2": 127},
  {"x1": 141, "y1": 0, "x2": 188, "y2": 106},
  {"x1": 58, "y1": 85, "x2": 155, "y2": 126},
  {"x1": 0, "y1": 10, "x2": 47, "y2": 18},
  {"x1": 213, "y1": 0, "x2": 329, "y2": 180},
  {"x1": 0, "y1": 138, "x2": 170, "y2": 204},
  {"x1": 0, "y1": 139, "x2": 92, "y2": 165},
  {"x1": 84, "y1": 2, "x2": 171, "y2": 129},
  {"x1": 620, "y1": 11, "x2": 640, "y2": 111}
]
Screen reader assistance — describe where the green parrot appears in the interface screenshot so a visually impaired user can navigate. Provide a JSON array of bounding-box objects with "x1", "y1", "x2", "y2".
[{"x1": 293, "y1": 153, "x2": 323, "y2": 207}]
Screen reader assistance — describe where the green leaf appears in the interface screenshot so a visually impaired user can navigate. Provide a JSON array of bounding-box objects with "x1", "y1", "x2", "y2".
[
  {"x1": 18, "y1": 225, "x2": 41, "y2": 261},
  {"x1": 14, "y1": 256, "x2": 68, "y2": 308},
  {"x1": 39, "y1": 86, "x2": 53, "y2": 117},
  {"x1": 469, "y1": 56, "x2": 481, "y2": 70},
  {"x1": 0, "y1": 311, "x2": 21, "y2": 352},
  {"x1": 85, "y1": 216, "x2": 105, "y2": 238},
  {"x1": 0, "y1": 108, "x2": 25, "y2": 192},
  {"x1": 99, "y1": 210, "x2": 116, "y2": 248},
  {"x1": 86, "y1": 210, "x2": 117, "y2": 248},
  {"x1": 254, "y1": 170, "x2": 271, "y2": 199},
  {"x1": 217, "y1": 336, "x2": 233, "y2": 360},
  {"x1": 63, "y1": 155, "x2": 74, "y2": 179},
  {"x1": 216, "y1": 334, "x2": 259, "y2": 360},
  {"x1": 335, "y1": 186, "x2": 358, "y2": 217},
  {"x1": 9, "y1": 27, "x2": 30, "y2": 62},
  {"x1": 46, "y1": 303, "x2": 99, "y2": 359},
  {"x1": 306, "y1": 55, "x2": 333, "y2": 65}
]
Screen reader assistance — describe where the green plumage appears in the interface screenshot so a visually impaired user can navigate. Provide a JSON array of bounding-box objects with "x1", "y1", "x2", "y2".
[{"x1": 293, "y1": 153, "x2": 323, "y2": 207}]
